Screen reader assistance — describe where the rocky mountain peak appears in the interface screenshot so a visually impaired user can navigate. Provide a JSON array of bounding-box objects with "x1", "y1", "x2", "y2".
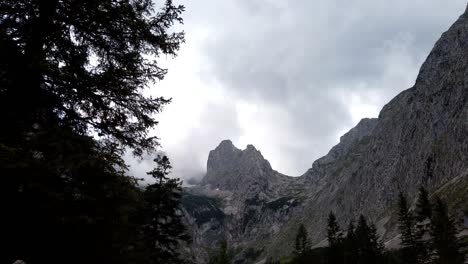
[
  {"x1": 217, "y1": 139, "x2": 237, "y2": 151},
  {"x1": 201, "y1": 140, "x2": 274, "y2": 191}
]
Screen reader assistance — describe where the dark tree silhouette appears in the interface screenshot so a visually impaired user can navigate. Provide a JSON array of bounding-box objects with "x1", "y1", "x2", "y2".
[
  {"x1": 355, "y1": 215, "x2": 384, "y2": 264},
  {"x1": 430, "y1": 197, "x2": 464, "y2": 264},
  {"x1": 327, "y1": 211, "x2": 344, "y2": 264},
  {"x1": 294, "y1": 224, "x2": 311, "y2": 260},
  {"x1": 415, "y1": 187, "x2": 432, "y2": 222},
  {"x1": 327, "y1": 211, "x2": 343, "y2": 247},
  {"x1": 343, "y1": 220, "x2": 358, "y2": 264},
  {"x1": 139, "y1": 155, "x2": 189, "y2": 263},
  {"x1": 397, "y1": 192, "x2": 419, "y2": 264},
  {"x1": 0, "y1": 0, "x2": 185, "y2": 263},
  {"x1": 414, "y1": 187, "x2": 433, "y2": 263},
  {"x1": 0, "y1": 0, "x2": 184, "y2": 156}
]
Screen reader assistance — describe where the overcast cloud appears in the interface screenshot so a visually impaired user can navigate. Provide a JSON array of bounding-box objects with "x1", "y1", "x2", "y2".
[{"x1": 128, "y1": 0, "x2": 467, "y2": 182}]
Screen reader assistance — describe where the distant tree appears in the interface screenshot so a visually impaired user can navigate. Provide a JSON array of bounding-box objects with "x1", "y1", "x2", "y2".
[
  {"x1": 343, "y1": 220, "x2": 358, "y2": 264},
  {"x1": 327, "y1": 211, "x2": 343, "y2": 264},
  {"x1": 139, "y1": 155, "x2": 190, "y2": 263},
  {"x1": 397, "y1": 192, "x2": 419, "y2": 264},
  {"x1": 368, "y1": 223, "x2": 385, "y2": 259},
  {"x1": 415, "y1": 187, "x2": 432, "y2": 222},
  {"x1": 294, "y1": 224, "x2": 311, "y2": 257},
  {"x1": 429, "y1": 197, "x2": 464, "y2": 264},
  {"x1": 208, "y1": 240, "x2": 233, "y2": 264},
  {"x1": 327, "y1": 211, "x2": 344, "y2": 247},
  {"x1": 355, "y1": 215, "x2": 384, "y2": 264}
]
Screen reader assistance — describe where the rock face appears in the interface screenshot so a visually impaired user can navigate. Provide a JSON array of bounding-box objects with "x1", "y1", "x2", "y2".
[
  {"x1": 182, "y1": 5, "x2": 468, "y2": 263},
  {"x1": 183, "y1": 140, "x2": 300, "y2": 263},
  {"x1": 202, "y1": 140, "x2": 288, "y2": 194}
]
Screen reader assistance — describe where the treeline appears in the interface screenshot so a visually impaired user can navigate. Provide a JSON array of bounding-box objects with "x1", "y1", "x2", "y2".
[
  {"x1": 396, "y1": 187, "x2": 465, "y2": 264},
  {"x1": 266, "y1": 187, "x2": 466, "y2": 264}
]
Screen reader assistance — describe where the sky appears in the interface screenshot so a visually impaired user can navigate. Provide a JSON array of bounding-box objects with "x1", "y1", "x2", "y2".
[{"x1": 127, "y1": 0, "x2": 467, "y2": 182}]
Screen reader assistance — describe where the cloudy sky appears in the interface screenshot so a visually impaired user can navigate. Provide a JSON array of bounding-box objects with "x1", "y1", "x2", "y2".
[{"x1": 128, "y1": 0, "x2": 467, "y2": 181}]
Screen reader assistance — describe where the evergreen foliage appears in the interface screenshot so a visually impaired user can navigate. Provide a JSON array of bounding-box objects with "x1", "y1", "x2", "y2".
[
  {"x1": 139, "y1": 155, "x2": 190, "y2": 263},
  {"x1": 414, "y1": 186, "x2": 433, "y2": 263},
  {"x1": 0, "y1": 0, "x2": 187, "y2": 263},
  {"x1": 294, "y1": 224, "x2": 311, "y2": 257},
  {"x1": 397, "y1": 192, "x2": 419, "y2": 264},
  {"x1": 430, "y1": 197, "x2": 464, "y2": 264},
  {"x1": 0, "y1": 0, "x2": 184, "y2": 156},
  {"x1": 278, "y1": 193, "x2": 467, "y2": 264},
  {"x1": 327, "y1": 211, "x2": 343, "y2": 247},
  {"x1": 415, "y1": 187, "x2": 432, "y2": 222},
  {"x1": 343, "y1": 220, "x2": 359, "y2": 264},
  {"x1": 327, "y1": 211, "x2": 344, "y2": 264},
  {"x1": 355, "y1": 215, "x2": 384, "y2": 264}
]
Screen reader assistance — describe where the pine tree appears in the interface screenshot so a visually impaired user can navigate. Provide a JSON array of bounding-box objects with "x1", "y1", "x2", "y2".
[
  {"x1": 327, "y1": 211, "x2": 343, "y2": 264},
  {"x1": 414, "y1": 187, "x2": 432, "y2": 263},
  {"x1": 368, "y1": 223, "x2": 385, "y2": 258},
  {"x1": 343, "y1": 220, "x2": 358, "y2": 264},
  {"x1": 294, "y1": 224, "x2": 311, "y2": 258},
  {"x1": 140, "y1": 155, "x2": 190, "y2": 264},
  {"x1": 327, "y1": 211, "x2": 344, "y2": 247},
  {"x1": 415, "y1": 187, "x2": 432, "y2": 222},
  {"x1": 0, "y1": 1, "x2": 185, "y2": 263},
  {"x1": 0, "y1": 0, "x2": 184, "y2": 155},
  {"x1": 397, "y1": 192, "x2": 419, "y2": 264},
  {"x1": 355, "y1": 215, "x2": 384, "y2": 264},
  {"x1": 429, "y1": 197, "x2": 464, "y2": 264}
]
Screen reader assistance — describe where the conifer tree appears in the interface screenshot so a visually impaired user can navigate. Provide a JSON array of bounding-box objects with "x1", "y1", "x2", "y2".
[
  {"x1": 414, "y1": 187, "x2": 433, "y2": 263},
  {"x1": 415, "y1": 187, "x2": 432, "y2": 222},
  {"x1": 327, "y1": 211, "x2": 344, "y2": 247},
  {"x1": 397, "y1": 192, "x2": 419, "y2": 264},
  {"x1": 327, "y1": 211, "x2": 343, "y2": 264},
  {"x1": 429, "y1": 197, "x2": 464, "y2": 264},
  {"x1": 1, "y1": 0, "x2": 185, "y2": 263},
  {"x1": 368, "y1": 223, "x2": 385, "y2": 257},
  {"x1": 294, "y1": 224, "x2": 311, "y2": 258},
  {"x1": 355, "y1": 215, "x2": 384, "y2": 264},
  {"x1": 140, "y1": 155, "x2": 190, "y2": 264},
  {"x1": 343, "y1": 220, "x2": 358, "y2": 264}
]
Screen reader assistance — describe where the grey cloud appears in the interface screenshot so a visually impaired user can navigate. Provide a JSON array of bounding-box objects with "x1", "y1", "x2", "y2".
[
  {"x1": 165, "y1": 101, "x2": 242, "y2": 181},
  {"x1": 129, "y1": 1, "x2": 467, "y2": 179},
  {"x1": 177, "y1": 0, "x2": 466, "y2": 174}
]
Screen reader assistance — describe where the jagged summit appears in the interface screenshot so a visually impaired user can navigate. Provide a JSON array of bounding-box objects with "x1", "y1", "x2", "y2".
[
  {"x1": 201, "y1": 140, "x2": 275, "y2": 191},
  {"x1": 217, "y1": 139, "x2": 236, "y2": 149}
]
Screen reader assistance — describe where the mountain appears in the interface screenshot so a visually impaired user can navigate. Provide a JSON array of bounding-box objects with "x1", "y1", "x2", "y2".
[
  {"x1": 182, "y1": 140, "x2": 301, "y2": 262},
  {"x1": 182, "y1": 5, "x2": 468, "y2": 263},
  {"x1": 202, "y1": 140, "x2": 293, "y2": 194}
]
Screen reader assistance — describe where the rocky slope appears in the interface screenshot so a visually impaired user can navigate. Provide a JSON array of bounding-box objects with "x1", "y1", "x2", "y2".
[
  {"x1": 182, "y1": 5, "x2": 468, "y2": 263},
  {"x1": 182, "y1": 141, "x2": 303, "y2": 262}
]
